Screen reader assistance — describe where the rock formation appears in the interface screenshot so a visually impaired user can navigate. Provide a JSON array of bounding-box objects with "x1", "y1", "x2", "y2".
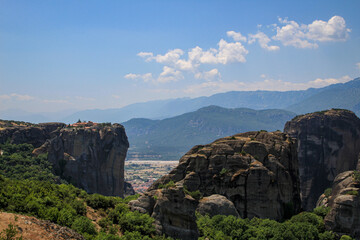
[
  {"x1": 42, "y1": 123, "x2": 129, "y2": 197},
  {"x1": 316, "y1": 170, "x2": 360, "y2": 238},
  {"x1": 129, "y1": 131, "x2": 301, "y2": 240},
  {"x1": 0, "y1": 120, "x2": 132, "y2": 197},
  {"x1": 196, "y1": 194, "x2": 239, "y2": 218},
  {"x1": 0, "y1": 121, "x2": 65, "y2": 147},
  {"x1": 284, "y1": 109, "x2": 360, "y2": 211}
]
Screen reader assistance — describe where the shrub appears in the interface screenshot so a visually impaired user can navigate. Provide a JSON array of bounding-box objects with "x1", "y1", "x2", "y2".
[
  {"x1": 313, "y1": 206, "x2": 331, "y2": 218},
  {"x1": 353, "y1": 171, "x2": 360, "y2": 183},
  {"x1": 319, "y1": 231, "x2": 336, "y2": 240},
  {"x1": 98, "y1": 218, "x2": 112, "y2": 230},
  {"x1": 71, "y1": 216, "x2": 97, "y2": 236},
  {"x1": 346, "y1": 190, "x2": 358, "y2": 196},
  {"x1": 71, "y1": 199, "x2": 87, "y2": 216},
  {"x1": 220, "y1": 168, "x2": 228, "y2": 176},
  {"x1": 324, "y1": 188, "x2": 332, "y2": 197},
  {"x1": 158, "y1": 180, "x2": 175, "y2": 189},
  {"x1": 86, "y1": 194, "x2": 119, "y2": 209},
  {"x1": 289, "y1": 212, "x2": 324, "y2": 232},
  {"x1": 340, "y1": 235, "x2": 353, "y2": 240},
  {"x1": 57, "y1": 207, "x2": 77, "y2": 227},
  {"x1": 95, "y1": 232, "x2": 121, "y2": 240}
]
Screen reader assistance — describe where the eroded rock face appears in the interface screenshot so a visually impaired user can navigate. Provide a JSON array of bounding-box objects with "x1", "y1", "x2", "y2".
[
  {"x1": 317, "y1": 171, "x2": 360, "y2": 238},
  {"x1": 0, "y1": 122, "x2": 66, "y2": 148},
  {"x1": 196, "y1": 194, "x2": 239, "y2": 218},
  {"x1": 284, "y1": 109, "x2": 360, "y2": 211},
  {"x1": 45, "y1": 124, "x2": 129, "y2": 197},
  {"x1": 129, "y1": 131, "x2": 301, "y2": 240}
]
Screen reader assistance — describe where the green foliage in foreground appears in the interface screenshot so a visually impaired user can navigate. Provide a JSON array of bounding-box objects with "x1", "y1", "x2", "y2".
[
  {"x1": 0, "y1": 175, "x2": 167, "y2": 240},
  {"x1": 0, "y1": 143, "x2": 64, "y2": 183},
  {"x1": 197, "y1": 211, "x2": 339, "y2": 240}
]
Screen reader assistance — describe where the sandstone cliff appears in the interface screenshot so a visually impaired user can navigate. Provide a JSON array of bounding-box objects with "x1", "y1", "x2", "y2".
[
  {"x1": 0, "y1": 121, "x2": 65, "y2": 148},
  {"x1": 284, "y1": 109, "x2": 360, "y2": 211},
  {"x1": 316, "y1": 170, "x2": 360, "y2": 238},
  {"x1": 40, "y1": 123, "x2": 129, "y2": 197},
  {"x1": 1, "y1": 120, "x2": 133, "y2": 197},
  {"x1": 129, "y1": 131, "x2": 301, "y2": 240}
]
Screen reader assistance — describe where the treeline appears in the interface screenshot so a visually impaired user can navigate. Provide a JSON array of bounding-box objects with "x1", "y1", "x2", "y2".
[{"x1": 197, "y1": 208, "x2": 353, "y2": 240}]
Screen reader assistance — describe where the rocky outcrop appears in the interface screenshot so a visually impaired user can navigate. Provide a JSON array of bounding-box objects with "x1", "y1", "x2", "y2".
[
  {"x1": 41, "y1": 123, "x2": 129, "y2": 197},
  {"x1": 129, "y1": 131, "x2": 301, "y2": 239},
  {"x1": 124, "y1": 181, "x2": 135, "y2": 197},
  {"x1": 0, "y1": 121, "x2": 65, "y2": 148},
  {"x1": 316, "y1": 171, "x2": 360, "y2": 238},
  {"x1": 284, "y1": 109, "x2": 360, "y2": 211},
  {"x1": 196, "y1": 194, "x2": 239, "y2": 217}
]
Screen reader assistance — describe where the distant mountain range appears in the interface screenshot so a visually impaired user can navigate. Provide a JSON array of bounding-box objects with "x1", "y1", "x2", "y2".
[
  {"x1": 1, "y1": 77, "x2": 359, "y2": 123},
  {"x1": 123, "y1": 106, "x2": 296, "y2": 160},
  {"x1": 62, "y1": 77, "x2": 360, "y2": 123}
]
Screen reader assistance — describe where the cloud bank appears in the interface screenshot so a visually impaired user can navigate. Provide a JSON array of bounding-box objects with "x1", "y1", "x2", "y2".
[{"x1": 125, "y1": 15, "x2": 351, "y2": 97}]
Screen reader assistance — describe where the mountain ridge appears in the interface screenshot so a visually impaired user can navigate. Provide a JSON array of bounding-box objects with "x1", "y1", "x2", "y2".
[
  {"x1": 123, "y1": 106, "x2": 296, "y2": 160},
  {"x1": 1, "y1": 77, "x2": 359, "y2": 123}
]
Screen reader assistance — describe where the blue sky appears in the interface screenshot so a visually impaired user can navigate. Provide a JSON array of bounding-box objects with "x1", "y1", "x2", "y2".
[{"x1": 1, "y1": 0, "x2": 360, "y2": 113}]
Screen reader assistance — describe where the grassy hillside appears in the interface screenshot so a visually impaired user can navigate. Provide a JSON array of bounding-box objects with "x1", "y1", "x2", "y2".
[{"x1": 123, "y1": 106, "x2": 296, "y2": 160}]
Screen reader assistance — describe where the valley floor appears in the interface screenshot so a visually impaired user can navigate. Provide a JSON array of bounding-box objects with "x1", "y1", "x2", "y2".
[{"x1": 125, "y1": 160, "x2": 178, "y2": 193}]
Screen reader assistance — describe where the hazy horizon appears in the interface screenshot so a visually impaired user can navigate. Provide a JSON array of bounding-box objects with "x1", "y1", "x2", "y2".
[{"x1": 1, "y1": 0, "x2": 360, "y2": 114}]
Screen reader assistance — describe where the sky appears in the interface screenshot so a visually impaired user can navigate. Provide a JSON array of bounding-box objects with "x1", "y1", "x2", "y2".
[{"x1": 1, "y1": 0, "x2": 360, "y2": 113}]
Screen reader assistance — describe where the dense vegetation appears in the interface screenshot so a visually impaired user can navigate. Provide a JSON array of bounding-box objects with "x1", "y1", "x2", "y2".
[
  {"x1": 197, "y1": 208, "x2": 345, "y2": 240},
  {"x1": 0, "y1": 175, "x2": 173, "y2": 240},
  {"x1": 0, "y1": 143, "x2": 63, "y2": 183}
]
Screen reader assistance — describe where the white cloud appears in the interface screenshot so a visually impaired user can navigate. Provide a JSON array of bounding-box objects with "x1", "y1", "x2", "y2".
[
  {"x1": 356, "y1": 62, "x2": 360, "y2": 69},
  {"x1": 227, "y1": 31, "x2": 247, "y2": 42},
  {"x1": 0, "y1": 95, "x2": 11, "y2": 100},
  {"x1": 0, "y1": 93, "x2": 35, "y2": 101},
  {"x1": 157, "y1": 66, "x2": 183, "y2": 83},
  {"x1": 134, "y1": 37, "x2": 248, "y2": 84},
  {"x1": 137, "y1": 52, "x2": 154, "y2": 61},
  {"x1": 124, "y1": 73, "x2": 139, "y2": 79},
  {"x1": 42, "y1": 99, "x2": 69, "y2": 104},
  {"x1": 194, "y1": 68, "x2": 221, "y2": 80},
  {"x1": 75, "y1": 96, "x2": 96, "y2": 101},
  {"x1": 273, "y1": 16, "x2": 350, "y2": 48},
  {"x1": 11, "y1": 93, "x2": 35, "y2": 101},
  {"x1": 184, "y1": 75, "x2": 352, "y2": 95},
  {"x1": 307, "y1": 16, "x2": 350, "y2": 42},
  {"x1": 273, "y1": 19, "x2": 317, "y2": 48},
  {"x1": 189, "y1": 39, "x2": 248, "y2": 65},
  {"x1": 307, "y1": 75, "x2": 351, "y2": 87},
  {"x1": 124, "y1": 73, "x2": 153, "y2": 82},
  {"x1": 184, "y1": 80, "x2": 245, "y2": 95},
  {"x1": 248, "y1": 32, "x2": 280, "y2": 51}
]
